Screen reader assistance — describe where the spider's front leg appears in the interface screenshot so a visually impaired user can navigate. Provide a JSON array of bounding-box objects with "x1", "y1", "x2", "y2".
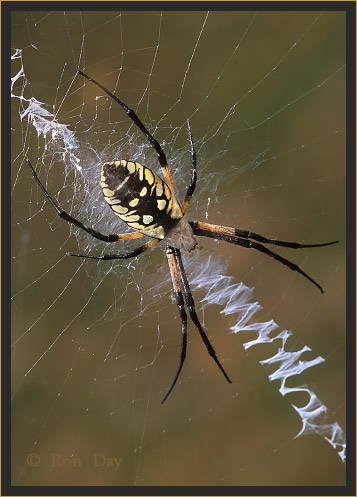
[
  {"x1": 163, "y1": 246, "x2": 231, "y2": 403},
  {"x1": 173, "y1": 248, "x2": 232, "y2": 384},
  {"x1": 163, "y1": 246, "x2": 188, "y2": 404}
]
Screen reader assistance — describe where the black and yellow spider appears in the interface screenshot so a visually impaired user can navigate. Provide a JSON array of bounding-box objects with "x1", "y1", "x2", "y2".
[{"x1": 27, "y1": 70, "x2": 338, "y2": 403}]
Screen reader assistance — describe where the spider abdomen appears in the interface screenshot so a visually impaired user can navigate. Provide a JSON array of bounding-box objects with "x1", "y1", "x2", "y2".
[{"x1": 101, "y1": 160, "x2": 183, "y2": 239}]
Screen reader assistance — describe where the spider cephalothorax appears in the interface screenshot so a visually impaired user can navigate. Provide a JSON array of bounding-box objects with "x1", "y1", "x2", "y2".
[{"x1": 27, "y1": 70, "x2": 338, "y2": 403}]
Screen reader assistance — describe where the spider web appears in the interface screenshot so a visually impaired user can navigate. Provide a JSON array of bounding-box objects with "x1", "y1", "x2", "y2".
[{"x1": 11, "y1": 8, "x2": 346, "y2": 487}]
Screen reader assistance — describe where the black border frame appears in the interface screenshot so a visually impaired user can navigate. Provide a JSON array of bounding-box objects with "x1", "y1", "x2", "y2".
[{"x1": 2, "y1": 1, "x2": 355, "y2": 496}]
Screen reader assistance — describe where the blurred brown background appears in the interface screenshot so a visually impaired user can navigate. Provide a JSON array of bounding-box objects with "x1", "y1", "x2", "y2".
[{"x1": 11, "y1": 10, "x2": 345, "y2": 486}]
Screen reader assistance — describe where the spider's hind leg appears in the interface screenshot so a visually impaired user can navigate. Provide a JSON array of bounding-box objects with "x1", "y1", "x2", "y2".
[
  {"x1": 181, "y1": 119, "x2": 197, "y2": 215},
  {"x1": 27, "y1": 159, "x2": 142, "y2": 244},
  {"x1": 67, "y1": 238, "x2": 159, "y2": 260},
  {"x1": 77, "y1": 70, "x2": 175, "y2": 192}
]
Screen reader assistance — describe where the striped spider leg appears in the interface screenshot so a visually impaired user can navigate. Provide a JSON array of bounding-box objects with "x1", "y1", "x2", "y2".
[{"x1": 27, "y1": 70, "x2": 338, "y2": 403}]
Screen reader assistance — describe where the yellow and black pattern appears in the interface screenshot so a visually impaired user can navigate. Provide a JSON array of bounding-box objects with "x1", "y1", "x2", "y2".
[
  {"x1": 28, "y1": 71, "x2": 338, "y2": 404},
  {"x1": 101, "y1": 160, "x2": 183, "y2": 239}
]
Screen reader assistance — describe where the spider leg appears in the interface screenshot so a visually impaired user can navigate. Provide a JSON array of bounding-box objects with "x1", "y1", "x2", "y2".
[
  {"x1": 174, "y1": 248, "x2": 232, "y2": 384},
  {"x1": 27, "y1": 159, "x2": 146, "y2": 243},
  {"x1": 78, "y1": 70, "x2": 175, "y2": 192},
  {"x1": 190, "y1": 221, "x2": 338, "y2": 249},
  {"x1": 181, "y1": 119, "x2": 197, "y2": 214},
  {"x1": 67, "y1": 238, "x2": 159, "y2": 260},
  {"x1": 162, "y1": 246, "x2": 189, "y2": 403},
  {"x1": 190, "y1": 221, "x2": 329, "y2": 293}
]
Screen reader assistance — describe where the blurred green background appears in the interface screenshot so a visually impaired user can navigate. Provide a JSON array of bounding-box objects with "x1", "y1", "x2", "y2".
[{"x1": 11, "y1": 10, "x2": 345, "y2": 486}]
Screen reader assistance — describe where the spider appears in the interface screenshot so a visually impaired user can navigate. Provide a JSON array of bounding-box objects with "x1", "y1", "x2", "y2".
[{"x1": 27, "y1": 69, "x2": 338, "y2": 403}]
